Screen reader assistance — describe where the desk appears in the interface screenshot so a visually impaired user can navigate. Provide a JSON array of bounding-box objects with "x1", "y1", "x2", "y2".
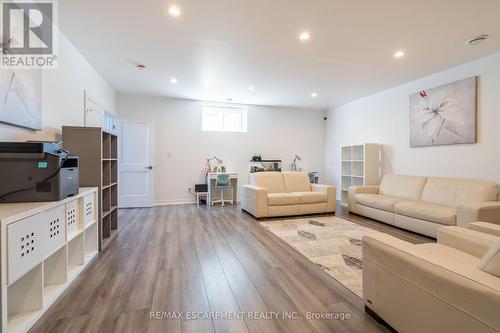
[{"x1": 206, "y1": 172, "x2": 238, "y2": 205}]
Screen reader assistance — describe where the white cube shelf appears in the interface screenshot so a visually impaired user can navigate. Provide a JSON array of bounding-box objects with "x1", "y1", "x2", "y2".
[
  {"x1": 7, "y1": 263, "x2": 43, "y2": 333},
  {"x1": 84, "y1": 222, "x2": 98, "y2": 264},
  {"x1": 0, "y1": 187, "x2": 99, "y2": 333},
  {"x1": 340, "y1": 144, "x2": 382, "y2": 207}
]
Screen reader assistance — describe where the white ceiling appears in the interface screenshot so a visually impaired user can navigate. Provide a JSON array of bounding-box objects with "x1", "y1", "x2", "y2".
[{"x1": 59, "y1": 0, "x2": 500, "y2": 110}]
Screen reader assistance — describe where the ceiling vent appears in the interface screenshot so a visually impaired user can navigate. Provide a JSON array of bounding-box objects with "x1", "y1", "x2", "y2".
[{"x1": 466, "y1": 34, "x2": 488, "y2": 46}]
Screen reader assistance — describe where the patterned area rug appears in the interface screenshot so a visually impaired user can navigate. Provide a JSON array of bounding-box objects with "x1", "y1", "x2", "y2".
[{"x1": 259, "y1": 216, "x2": 381, "y2": 298}]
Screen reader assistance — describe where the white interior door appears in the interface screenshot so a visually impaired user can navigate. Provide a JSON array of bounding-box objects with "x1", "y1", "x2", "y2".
[
  {"x1": 84, "y1": 90, "x2": 104, "y2": 127},
  {"x1": 118, "y1": 121, "x2": 154, "y2": 207}
]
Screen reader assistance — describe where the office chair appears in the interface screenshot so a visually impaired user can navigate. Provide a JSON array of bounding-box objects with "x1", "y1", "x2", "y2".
[{"x1": 213, "y1": 173, "x2": 233, "y2": 207}]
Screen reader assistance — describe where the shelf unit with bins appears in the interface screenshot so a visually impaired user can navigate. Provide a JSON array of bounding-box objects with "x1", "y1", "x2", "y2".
[
  {"x1": 340, "y1": 144, "x2": 382, "y2": 207},
  {"x1": 62, "y1": 126, "x2": 119, "y2": 250},
  {"x1": 0, "y1": 187, "x2": 98, "y2": 333}
]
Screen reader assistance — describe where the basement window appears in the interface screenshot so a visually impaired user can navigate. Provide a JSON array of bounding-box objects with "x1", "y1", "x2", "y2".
[{"x1": 202, "y1": 104, "x2": 247, "y2": 133}]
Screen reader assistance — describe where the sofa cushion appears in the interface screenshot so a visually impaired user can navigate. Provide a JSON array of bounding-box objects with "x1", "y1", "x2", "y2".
[
  {"x1": 395, "y1": 201, "x2": 457, "y2": 226},
  {"x1": 355, "y1": 193, "x2": 404, "y2": 212},
  {"x1": 421, "y1": 177, "x2": 498, "y2": 208},
  {"x1": 479, "y1": 239, "x2": 500, "y2": 278},
  {"x1": 294, "y1": 192, "x2": 327, "y2": 204},
  {"x1": 379, "y1": 174, "x2": 427, "y2": 201},
  {"x1": 250, "y1": 172, "x2": 285, "y2": 193},
  {"x1": 414, "y1": 243, "x2": 480, "y2": 267},
  {"x1": 267, "y1": 193, "x2": 299, "y2": 206},
  {"x1": 282, "y1": 172, "x2": 311, "y2": 193}
]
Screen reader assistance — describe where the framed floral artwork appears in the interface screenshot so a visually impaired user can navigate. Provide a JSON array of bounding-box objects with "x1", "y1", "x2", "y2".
[{"x1": 409, "y1": 76, "x2": 477, "y2": 147}]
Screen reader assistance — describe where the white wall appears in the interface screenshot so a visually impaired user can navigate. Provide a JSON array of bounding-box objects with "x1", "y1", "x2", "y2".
[
  {"x1": 117, "y1": 94, "x2": 326, "y2": 205},
  {"x1": 0, "y1": 31, "x2": 116, "y2": 142},
  {"x1": 325, "y1": 53, "x2": 500, "y2": 196}
]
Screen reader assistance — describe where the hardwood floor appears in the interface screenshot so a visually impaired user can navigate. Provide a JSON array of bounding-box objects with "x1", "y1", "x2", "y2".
[{"x1": 30, "y1": 203, "x2": 433, "y2": 333}]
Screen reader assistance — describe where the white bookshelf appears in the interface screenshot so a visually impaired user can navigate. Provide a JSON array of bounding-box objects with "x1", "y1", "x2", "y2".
[
  {"x1": 340, "y1": 144, "x2": 382, "y2": 206},
  {"x1": 0, "y1": 187, "x2": 98, "y2": 333}
]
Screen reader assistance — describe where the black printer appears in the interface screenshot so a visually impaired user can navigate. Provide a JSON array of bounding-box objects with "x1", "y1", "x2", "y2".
[{"x1": 0, "y1": 142, "x2": 79, "y2": 203}]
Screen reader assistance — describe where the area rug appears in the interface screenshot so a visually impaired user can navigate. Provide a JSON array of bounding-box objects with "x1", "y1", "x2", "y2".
[{"x1": 259, "y1": 216, "x2": 381, "y2": 298}]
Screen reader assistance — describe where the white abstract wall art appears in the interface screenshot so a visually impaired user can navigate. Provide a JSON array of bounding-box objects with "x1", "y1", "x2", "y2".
[
  {"x1": 409, "y1": 76, "x2": 477, "y2": 147},
  {"x1": 0, "y1": 69, "x2": 42, "y2": 130}
]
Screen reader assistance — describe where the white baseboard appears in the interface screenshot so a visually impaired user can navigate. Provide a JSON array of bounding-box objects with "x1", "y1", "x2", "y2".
[
  {"x1": 154, "y1": 199, "x2": 196, "y2": 206},
  {"x1": 154, "y1": 199, "x2": 241, "y2": 206}
]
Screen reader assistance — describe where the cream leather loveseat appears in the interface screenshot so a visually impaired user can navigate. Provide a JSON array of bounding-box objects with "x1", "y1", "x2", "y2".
[
  {"x1": 362, "y1": 226, "x2": 500, "y2": 333},
  {"x1": 241, "y1": 172, "x2": 336, "y2": 218},
  {"x1": 349, "y1": 174, "x2": 500, "y2": 237}
]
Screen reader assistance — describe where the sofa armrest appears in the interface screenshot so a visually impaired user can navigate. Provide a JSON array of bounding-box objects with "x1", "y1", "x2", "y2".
[
  {"x1": 457, "y1": 201, "x2": 500, "y2": 227},
  {"x1": 437, "y1": 226, "x2": 498, "y2": 259},
  {"x1": 469, "y1": 222, "x2": 500, "y2": 237},
  {"x1": 348, "y1": 186, "x2": 379, "y2": 212},
  {"x1": 311, "y1": 184, "x2": 336, "y2": 212},
  {"x1": 240, "y1": 185, "x2": 268, "y2": 218}
]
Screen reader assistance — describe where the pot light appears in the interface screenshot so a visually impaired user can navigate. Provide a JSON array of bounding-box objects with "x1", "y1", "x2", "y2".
[
  {"x1": 170, "y1": 77, "x2": 178, "y2": 84},
  {"x1": 311, "y1": 92, "x2": 318, "y2": 98},
  {"x1": 248, "y1": 85, "x2": 255, "y2": 91},
  {"x1": 299, "y1": 31, "x2": 311, "y2": 42},
  {"x1": 168, "y1": 5, "x2": 181, "y2": 17},
  {"x1": 394, "y1": 50, "x2": 405, "y2": 58}
]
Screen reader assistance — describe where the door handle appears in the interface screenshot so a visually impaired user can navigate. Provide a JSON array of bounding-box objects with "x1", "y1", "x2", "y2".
[{"x1": 145, "y1": 166, "x2": 153, "y2": 170}]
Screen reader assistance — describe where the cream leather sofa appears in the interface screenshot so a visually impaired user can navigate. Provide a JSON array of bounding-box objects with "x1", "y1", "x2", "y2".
[
  {"x1": 240, "y1": 172, "x2": 336, "y2": 218},
  {"x1": 349, "y1": 174, "x2": 500, "y2": 237},
  {"x1": 362, "y1": 226, "x2": 500, "y2": 333}
]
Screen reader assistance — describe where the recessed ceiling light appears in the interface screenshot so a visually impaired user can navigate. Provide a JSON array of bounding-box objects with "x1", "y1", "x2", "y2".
[
  {"x1": 168, "y1": 5, "x2": 181, "y2": 17},
  {"x1": 170, "y1": 77, "x2": 178, "y2": 84},
  {"x1": 299, "y1": 31, "x2": 311, "y2": 42},
  {"x1": 248, "y1": 85, "x2": 255, "y2": 91},
  {"x1": 311, "y1": 92, "x2": 318, "y2": 98},
  {"x1": 394, "y1": 50, "x2": 405, "y2": 58}
]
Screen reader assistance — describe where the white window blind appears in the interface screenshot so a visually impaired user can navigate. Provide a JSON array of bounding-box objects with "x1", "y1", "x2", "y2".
[{"x1": 202, "y1": 104, "x2": 247, "y2": 132}]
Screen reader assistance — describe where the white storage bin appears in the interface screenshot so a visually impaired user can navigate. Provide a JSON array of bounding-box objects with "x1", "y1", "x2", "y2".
[
  {"x1": 81, "y1": 193, "x2": 96, "y2": 226},
  {"x1": 7, "y1": 214, "x2": 42, "y2": 284},
  {"x1": 66, "y1": 199, "x2": 81, "y2": 239},
  {"x1": 42, "y1": 205, "x2": 65, "y2": 257}
]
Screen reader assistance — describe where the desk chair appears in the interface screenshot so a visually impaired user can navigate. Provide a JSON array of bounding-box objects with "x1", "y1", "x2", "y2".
[{"x1": 213, "y1": 173, "x2": 233, "y2": 207}]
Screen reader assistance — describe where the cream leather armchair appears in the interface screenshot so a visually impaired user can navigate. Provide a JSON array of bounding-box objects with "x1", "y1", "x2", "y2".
[
  {"x1": 240, "y1": 172, "x2": 336, "y2": 218},
  {"x1": 362, "y1": 226, "x2": 500, "y2": 333}
]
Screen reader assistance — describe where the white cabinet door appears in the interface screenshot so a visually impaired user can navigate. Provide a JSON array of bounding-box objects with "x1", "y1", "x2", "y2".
[{"x1": 118, "y1": 121, "x2": 154, "y2": 207}]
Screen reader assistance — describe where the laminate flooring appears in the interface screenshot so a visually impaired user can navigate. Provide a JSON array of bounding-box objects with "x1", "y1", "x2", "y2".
[{"x1": 30, "y1": 203, "x2": 432, "y2": 333}]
